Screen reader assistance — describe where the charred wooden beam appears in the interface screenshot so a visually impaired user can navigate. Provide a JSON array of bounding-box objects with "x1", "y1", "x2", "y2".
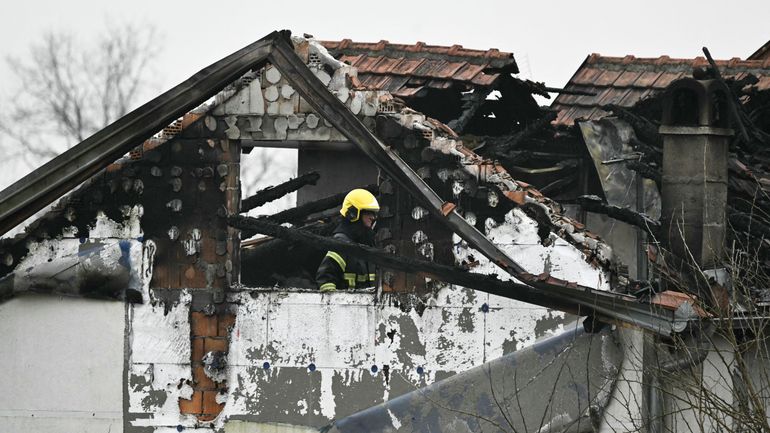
[
  {"x1": 629, "y1": 137, "x2": 662, "y2": 164},
  {"x1": 506, "y1": 150, "x2": 580, "y2": 160},
  {"x1": 267, "y1": 184, "x2": 377, "y2": 224},
  {"x1": 539, "y1": 174, "x2": 579, "y2": 197},
  {"x1": 265, "y1": 38, "x2": 697, "y2": 334},
  {"x1": 228, "y1": 215, "x2": 699, "y2": 335},
  {"x1": 577, "y1": 195, "x2": 660, "y2": 236},
  {"x1": 602, "y1": 104, "x2": 662, "y2": 147},
  {"x1": 626, "y1": 161, "x2": 662, "y2": 191},
  {"x1": 521, "y1": 79, "x2": 598, "y2": 98},
  {"x1": 240, "y1": 219, "x2": 336, "y2": 287},
  {"x1": 239, "y1": 184, "x2": 376, "y2": 239},
  {"x1": 228, "y1": 215, "x2": 567, "y2": 303},
  {"x1": 541, "y1": 86, "x2": 597, "y2": 97},
  {"x1": 241, "y1": 172, "x2": 320, "y2": 212},
  {"x1": 483, "y1": 111, "x2": 558, "y2": 157},
  {"x1": 447, "y1": 87, "x2": 491, "y2": 134}
]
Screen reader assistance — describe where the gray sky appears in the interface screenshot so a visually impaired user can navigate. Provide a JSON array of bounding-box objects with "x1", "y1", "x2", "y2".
[
  {"x1": 0, "y1": 0, "x2": 767, "y2": 190},
  {"x1": 2, "y1": 0, "x2": 767, "y2": 100}
]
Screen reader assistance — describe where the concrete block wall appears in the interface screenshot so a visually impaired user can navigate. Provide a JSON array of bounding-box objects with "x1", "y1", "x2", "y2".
[{"x1": 0, "y1": 296, "x2": 125, "y2": 431}]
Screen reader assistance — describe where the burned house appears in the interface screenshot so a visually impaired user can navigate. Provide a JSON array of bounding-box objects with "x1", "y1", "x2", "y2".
[{"x1": 0, "y1": 31, "x2": 769, "y2": 433}]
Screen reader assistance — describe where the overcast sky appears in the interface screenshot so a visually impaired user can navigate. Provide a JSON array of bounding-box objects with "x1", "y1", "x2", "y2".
[
  {"x1": 1, "y1": 0, "x2": 767, "y2": 100},
  {"x1": 0, "y1": 0, "x2": 767, "y2": 191}
]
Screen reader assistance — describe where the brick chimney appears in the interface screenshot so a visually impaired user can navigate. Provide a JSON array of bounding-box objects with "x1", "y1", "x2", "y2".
[{"x1": 659, "y1": 78, "x2": 732, "y2": 272}]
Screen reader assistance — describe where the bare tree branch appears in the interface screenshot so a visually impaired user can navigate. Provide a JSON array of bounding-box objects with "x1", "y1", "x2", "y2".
[{"x1": 0, "y1": 23, "x2": 161, "y2": 179}]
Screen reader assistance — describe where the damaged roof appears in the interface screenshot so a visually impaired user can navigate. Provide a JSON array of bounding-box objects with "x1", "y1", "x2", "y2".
[
  {"x1": 321, "y1": 39, "x2": 518, "y2": 97},
  {"x1": 552, "y1": 53, "x2": 770, "y2": 125},
  {"x1": 749, "y1": 40, "x2": 770, "y2": 61},
  {"x1": 0, "y1": 31, "x2": 702, "y2": 335}
]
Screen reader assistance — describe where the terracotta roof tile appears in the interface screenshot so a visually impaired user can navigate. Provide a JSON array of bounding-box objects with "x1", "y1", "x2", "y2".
[
  {"x1": 619, "y1": 88, "x2": 648, "y2": 106},
  {"x1": 353, "y1": 55, "x2": 382, "y2": 71},
  {"x1": 321, "y1": 39, "x2": 518, "y2": 98},
  {"x1": 552, "y1": 54, "x2": 770, "y2": 125},
  {"x1": 471, "y1": 73, "x2": 498, "y2": 86},
  {"x1": 452, "y1": 63, "x2": 486, "y2": 81},
  {"x1": 572, "y1": 67, "x2": 604, "y2": 85},
  {"x1": 338, "y1": 54, "x2": 364, "y2": 67},
  {"x1": 633, "y1": 70, "x2": 664, "y2": 88},
  {"x1": 614, "y1": 70, "x2": 643, "y2": 87},
  {"x1": 393, "y1": 86, "x2": 425, "y2": 98},
  {"x1": 756, "y1": 76, "x2": 770, "y2": 90},
  {"x1": 594, "y1": 70, "x2": 623, "y2": 86},
  {"x1": 427, "y1": 79, "x2": 454, "y2": 90},
  {"x1": 651, "y1": 71, "x2": 685, "y2": 88},
  {"x1": 390, "y1": 57, "x2": 425, "y2": 75},
  {"x1": 597, "y1": 87, "x2": 630, "y2": 106},
  {"x1": 370, "y1": 56, "x2": 403, "y2": 73}
]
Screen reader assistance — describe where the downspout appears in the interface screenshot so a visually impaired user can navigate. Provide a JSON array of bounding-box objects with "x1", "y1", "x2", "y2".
[
  {"x1": 649, "y1": 76, "x2": 731, "y2": 432},
  {"x1": 648, "y1": 328, "x2": 712, "y2": 433}
]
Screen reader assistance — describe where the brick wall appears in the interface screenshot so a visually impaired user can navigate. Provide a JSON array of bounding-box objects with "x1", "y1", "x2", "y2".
[
  {"x1": 181, "y1": 311, "x2": 236, "y2": 421},
  {"x1": 137, "y1": 118, "x2": 242, "y2": 423}
]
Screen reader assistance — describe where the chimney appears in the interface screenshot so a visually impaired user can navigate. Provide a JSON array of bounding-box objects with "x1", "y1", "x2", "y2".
[{"x1": 659, "y1": 78, "x2": 732, "y2": 270}]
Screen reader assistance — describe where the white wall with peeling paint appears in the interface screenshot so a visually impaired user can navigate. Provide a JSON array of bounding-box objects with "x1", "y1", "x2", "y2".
[
  {"x1": 205, "y1": 287, "x2": 570, "y2": 430},
  {"x1": 127, "y1": 291, "x2": 195, "y2": 429},
  {"x1": 0, "y1": 295, "x2": 125, "y2": 432}
]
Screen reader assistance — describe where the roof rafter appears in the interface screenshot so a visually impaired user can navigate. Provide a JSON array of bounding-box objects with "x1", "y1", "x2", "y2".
[{"x1": 0, "y1": 31, "x2": 698, "y2": 334}]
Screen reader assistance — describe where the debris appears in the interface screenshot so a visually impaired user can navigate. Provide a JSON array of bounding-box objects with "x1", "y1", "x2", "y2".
[
  {"x1": 576, "y1": 195, "x2": 660, "y2": 236},
  {"x1": 229, "y1": 215, "x2": 698, "y2": 335},
  {"x1": 241, "y1": 171, "x2": 320, "y2": 212},
  {"x1": 481, "y1": 110, "x2": 558, "y2": 157}
]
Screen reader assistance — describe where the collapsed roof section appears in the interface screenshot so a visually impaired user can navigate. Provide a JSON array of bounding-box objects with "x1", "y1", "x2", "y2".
[
  {"x1": 322, "y1": 39, "x2": 542, "y2": 135},
  {"x1": 0, "y1": 31, "x2": 701, "y2": 334},
  {"x1": 322, "y1": 39, "x2": 516, "y2": 92},
  {"x1": 552, "y1": 53, "x2": 770, "y2": 126}
]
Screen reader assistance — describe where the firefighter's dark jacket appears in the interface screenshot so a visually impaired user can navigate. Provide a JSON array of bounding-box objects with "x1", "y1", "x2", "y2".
[{"x1": 316, "y1": 220, "x2": 376, "y2": 291}]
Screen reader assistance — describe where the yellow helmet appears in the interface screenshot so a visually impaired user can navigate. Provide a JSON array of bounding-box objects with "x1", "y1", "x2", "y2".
[{"x1": 340, "y1": 189, "x2": 380, "y2": 222}]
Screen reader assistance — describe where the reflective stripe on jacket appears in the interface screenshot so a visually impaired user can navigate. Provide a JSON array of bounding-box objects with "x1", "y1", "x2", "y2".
[{"x1": 316, "y1": 232, "x2": 376, "y2": 291}]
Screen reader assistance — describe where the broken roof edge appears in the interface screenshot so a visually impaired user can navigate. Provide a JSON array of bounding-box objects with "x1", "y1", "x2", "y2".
[
  {"x1": 0, "y1": 30, "x2": 289, "y2": 237},
  {"x1": 749, "y1": 39, "x2": 770, "y2": 61},
  {"x1": 386, "y1": 108, "x2": 614, "y2": 270},
  {"x1": 320, "y1": 39, "x2": 518, "y2": 70},
  {"x1": 584, "y1": 52, "x2": 770, "y2": 69},
  {"x1": 0, "y1": 34, "x2": 612, "y2": 281},
  {"x1": 0, "y1": 31, "x2": 700, "y2": 333}
]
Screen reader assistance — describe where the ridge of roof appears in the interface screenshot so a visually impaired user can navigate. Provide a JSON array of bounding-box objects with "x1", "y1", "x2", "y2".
[
  {"x1": 585, "y1": 53, "x2": 770, "y2": 70},
  {"x1": 552, "y1": 52, "x2": 770, "y2": 125},
  {"x1": 319, "y1": 39, "x2": 518, "y2": 96},
  {"x1": 321, "y1": 39, "x2": 514, "y2": 64}
]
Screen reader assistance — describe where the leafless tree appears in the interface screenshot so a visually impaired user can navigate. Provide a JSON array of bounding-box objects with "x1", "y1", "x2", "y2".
[
  {"x1": 241, "y1": 147, "x2": 298, "y2": 216},
  {"x1": 0, "y1": 22, "x2": 161, "y2": 170}
]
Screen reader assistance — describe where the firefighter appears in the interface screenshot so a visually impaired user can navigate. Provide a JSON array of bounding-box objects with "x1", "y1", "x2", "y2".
[{"x1": 316, "y1": 188, "x2": 379, "y2": 292}]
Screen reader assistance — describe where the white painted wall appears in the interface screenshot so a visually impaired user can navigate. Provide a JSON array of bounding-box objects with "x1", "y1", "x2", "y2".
[
  {"x1": 599, "y1": 328, "x2": 646, "y2": 433},
  {"x1": 0, "y1": 295, "x2": 125, "y2": 432}
]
